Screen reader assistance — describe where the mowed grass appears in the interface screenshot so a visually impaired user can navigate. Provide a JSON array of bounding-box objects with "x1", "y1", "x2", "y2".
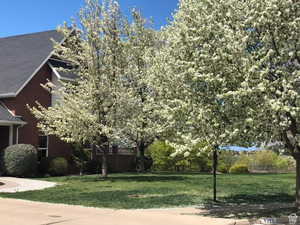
[{"x1": 0, "y1": 173, "x2": 296, "y2": 209}]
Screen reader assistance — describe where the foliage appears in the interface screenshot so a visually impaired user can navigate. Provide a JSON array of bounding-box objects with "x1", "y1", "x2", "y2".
[
  {"x1": 29, "y1": 0, "x2": 162, "y2": 176},
  {"x1": 232, "y1": 150, "x2": 294, "y2": 172},
  {"x1": 194, "y1": 151, "x2": 211, "y2": 172},
  {"x1": 229, "y1": 164, "x2": 249, "y2": 174},
  {"x1": 217, "y1": 164, "x2": 229, "y2": 174},
  {"x1": 38, "y1": 158, "x2": 50, "y2": 175},
  {"x1": 235, "y1": 152, "x2": 252, "y2": 166},
  {"x1": 151, "y1": 0, "x2": 250, "y2": 157},
  {"x1": 274, "y1": 158, "x2": 290, "y2": 171},
  {"x1": 134, "y1": 156, "x2": 153, "y2": 172},
  {"x1": 2, "y1": 144, "x2": 38, "y2": 177},
  {"x1": 84, "y1": 160, "x2": 100, "y2": 174},
  {"x1": 146, "y1": 140, "x2": 175, "y2": 171},
  {"x1": 218, "y1": 150, "x2": 239, "y2": 173},
  {"x1": 0, "y1": 173, "x2": 296, "y2": 210},
  {"x1": 250, "y1": 150, "x2": 281, "y2": 171},
  {"x1": 120, "y1": 9, "x2": 161, "y2": 170},
  {"x1": 49, "y1": 157, "x2": 68, "y2": 176},
  {"x1": 146, "y1": 140, "x2": 211, "y2": 172},
  {"x1": 230, "y1": 0, "x2": 300, "y2": 158},
  {"x1": 29, "y1": 0, "x2": 129, "y2": 177},
  {"x1": 71, "y1": 143, "x2": 91, "y2": 175}
]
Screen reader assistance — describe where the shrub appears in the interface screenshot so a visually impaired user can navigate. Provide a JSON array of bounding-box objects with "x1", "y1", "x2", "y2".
[
  {"x1": 71, "y1": 144, "x2": 91, "y2": 175},
  {"x1": 229, "y1": 164, "x2": 249, "y2": 174},
  {"x1": 84, "y1": 160, "x2": 100, "y2": 174},
  {"x1": 134, "y1": 156, "x2": 153, "y2": 172},
  {"x1": 49, "y1": 157, "x2": 68, "y2": 176},
  {"x1": 218, "y1": 150, "x2": 238, "y2": 172},
  {"x1": 3, "y1": 144, "x2": 38, "y2": 177},
  {"x1": 38, "y1": 158, "x2": 50, "y2": 175},
  {"x1": 217, "y1": 164, "x2": 229, "y2": 173},
  {"x1": 249, "y1": 150, "x2": 279, "y2": 170},
  {"x1": 190, "y1": 150, "x2": 211, "y2": 172},
  {"x1": 274, "y1": 157, "x2": 289, "y2": 171},
  {"x1": 146, "y1": 141, "x2": 175, "y2": 171}
]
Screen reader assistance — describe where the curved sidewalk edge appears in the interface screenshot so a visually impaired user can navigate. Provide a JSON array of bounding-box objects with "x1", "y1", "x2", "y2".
[{"x1": 0, "y1": 177, "x2": 56, "y2": 193}]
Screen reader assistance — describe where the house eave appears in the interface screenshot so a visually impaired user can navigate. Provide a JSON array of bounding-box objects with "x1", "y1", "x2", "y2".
[
  {"x1": 0, "y1": 93, "x2": 17, "y2": 99},
  {"x1": 48, "y1": 62, "x2": 76, "y2": 82},
  {"x1": 0, "y1": 120, "x2": 27, "y2": 125}
]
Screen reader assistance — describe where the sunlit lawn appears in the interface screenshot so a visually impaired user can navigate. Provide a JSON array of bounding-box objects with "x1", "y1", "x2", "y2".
[{"x1": 0, "y1": 173, "x2": 295, "y2": 209}]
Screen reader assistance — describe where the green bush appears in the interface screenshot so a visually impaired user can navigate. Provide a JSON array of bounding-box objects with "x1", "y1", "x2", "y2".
[
  {"x1": 217, "y1": 163, "x2": 229, "y2": 173},
  {"x1": 146, "y1": 140, "x2": 212, "y2": 172},
  {"x1": 146, "y1": 141, "x2": 175, "y2": 171},
  {"x1": 84, "y1": 160, "x2": 100, "y2": 174},
  {"x1": 38, "y1": 158, "x2": 50, "y2": 175},
  {"x1": 250, "y1": 150, "x2": 278, "y2": 170},
  {"x1": 71, "y1": 143, "x2": 91, "y2": 175},
  {"x1": 3, "y1": 144, "x2": 38, "y2": 177},
  {"x1": 274, "y1": 157, "x2": 289, "y2": 171},
  {"x1": 218, "y1": 150, "x2": 238, "y2": 173},
  {"x1": 229, "y1": 164, "x2": 249, "y2": 174},
  {"x1": 49, "y1": 157, "x2": 68, "y2": 176}
]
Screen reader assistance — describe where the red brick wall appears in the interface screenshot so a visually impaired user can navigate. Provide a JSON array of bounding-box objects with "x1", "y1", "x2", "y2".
[{"x1": 2, "y1": 64, "x2": 73, "y2": 158}]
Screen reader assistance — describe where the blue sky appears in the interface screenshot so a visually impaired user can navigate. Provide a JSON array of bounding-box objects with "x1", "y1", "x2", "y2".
[{"x1": 0, "y1": 0, "x2": 179, "y2": 38}]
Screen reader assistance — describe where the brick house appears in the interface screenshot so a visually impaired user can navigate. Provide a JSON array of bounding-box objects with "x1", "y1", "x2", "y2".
[{"x1": 0, "y1": 30, "x2": 135, "y2": 171}]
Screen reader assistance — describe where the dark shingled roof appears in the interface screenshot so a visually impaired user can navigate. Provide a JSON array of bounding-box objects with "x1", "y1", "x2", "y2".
[
  {"x1": 0, "y1": 30, "x2": 64, "y2": 97},
  {"x1": 0, "y1": 101, "x2": 25, "y2": 124}
]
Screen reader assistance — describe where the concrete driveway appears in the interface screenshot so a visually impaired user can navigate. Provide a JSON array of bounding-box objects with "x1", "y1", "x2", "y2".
[
  {"x1": 0, "y1": 177, "x2": 56, "y2": 193},
  {"x1": 0, "y1": 198, "x2": 240, "y2": 225}
]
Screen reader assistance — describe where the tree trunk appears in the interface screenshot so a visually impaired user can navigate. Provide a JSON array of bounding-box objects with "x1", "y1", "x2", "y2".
[
  {"x1": 98, "y1": 136, "x2": 109, "y2": 178},
  {"x1": 137, "y1": 141, "x2": 146, "y2": 172},
  {"x1": 294, "y1": 154, "x2": 300, "y2": 208},
  {"x1": 212, "y1": 148, "x2": 218, "y2": 202},
  {"x1": 102, "y1": 151, "x2": 108, "y2": 178}
]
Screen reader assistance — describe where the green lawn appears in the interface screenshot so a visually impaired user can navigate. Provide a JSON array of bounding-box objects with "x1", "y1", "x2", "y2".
[{"x1": 0, "y1": 173, "x2": 296, "y2": 209}]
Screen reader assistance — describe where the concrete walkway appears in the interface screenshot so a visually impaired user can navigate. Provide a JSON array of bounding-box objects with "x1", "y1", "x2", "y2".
[
  {"x1": 0, "y1": 198, "x2": 242, "y2": 225},
  {"x1": 0, "y1": 177, "x2": 56, "y2": 192}
]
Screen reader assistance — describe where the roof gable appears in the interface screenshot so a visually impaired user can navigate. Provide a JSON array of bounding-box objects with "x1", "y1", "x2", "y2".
[{"x1": 0, "y1": 30, "x2": 64, "y2": 97}]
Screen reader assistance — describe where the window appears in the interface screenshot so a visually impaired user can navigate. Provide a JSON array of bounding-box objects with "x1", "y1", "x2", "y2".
[{"x1": 38, "y1": 135, "x2": 48, "y2": 160}]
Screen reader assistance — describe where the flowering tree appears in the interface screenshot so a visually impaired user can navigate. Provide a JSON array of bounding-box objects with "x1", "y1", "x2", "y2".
[
  {"x1": 30, "y1": 0, "x2": 163, "y2": 176},
  {"x1": 230, "y1": 0, "x2": 300, "y2": 207},
  {"x1": 118, "y1": 9, "x2": 161, "y2": 172},
  {"x1": 151, "y1": 0, "x2": 250, "y2": 201},
  {"x1": 30, "y1": 0, "x2": 127, "y2": 178},
  {"x1": 154, "y1": 0, "x2": 300, "y2": 206}
]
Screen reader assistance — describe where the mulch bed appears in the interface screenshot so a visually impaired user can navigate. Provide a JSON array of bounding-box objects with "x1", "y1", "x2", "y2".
[{"x1": 0, "y1": 182, "x2": 4, "y2": 186}]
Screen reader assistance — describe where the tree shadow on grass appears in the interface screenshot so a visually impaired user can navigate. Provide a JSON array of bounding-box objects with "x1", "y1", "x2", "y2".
[
  {"x1": 196, "y1": 193, "x2": 296, "y2": 219},
  {"x1": 4, "y1": 188, "x2": 197, "y2": 209},
  {"x1": 106, "y1": 175, "x2": 186, "y2": 182},
  {"x1": 72, "y1": 190, "x2": 196, "y2": 209},
  {"x1": 61, "y1": 175, "x2": 186, "y2": 183},
  {"x1": 221, "y1": 193, "x2": 294, "y2": 204}
]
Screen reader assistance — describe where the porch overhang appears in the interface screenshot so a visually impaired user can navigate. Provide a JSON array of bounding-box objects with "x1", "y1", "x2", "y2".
[
  {"x1": 0, "y1": 101, "x2": 27, "y2": 126},
  {"x1": 0, "y1": 120, "x2": 27, "y2": 126}
]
